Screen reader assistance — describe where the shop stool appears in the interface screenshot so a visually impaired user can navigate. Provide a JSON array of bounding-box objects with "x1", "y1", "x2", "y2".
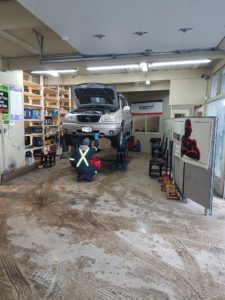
[{"x1": 38, "y1": 151, "x2": 56, "y2": 168}]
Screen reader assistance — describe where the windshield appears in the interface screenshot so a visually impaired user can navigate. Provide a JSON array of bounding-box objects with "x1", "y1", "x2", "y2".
[{"x1": 73, "y1": 86, "x2": 119, "y2": 108}]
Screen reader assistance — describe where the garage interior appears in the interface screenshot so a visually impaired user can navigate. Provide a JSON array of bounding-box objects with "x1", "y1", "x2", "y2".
[{"x1": 1, "y1": 1, "x2": 225, "y2": 299}]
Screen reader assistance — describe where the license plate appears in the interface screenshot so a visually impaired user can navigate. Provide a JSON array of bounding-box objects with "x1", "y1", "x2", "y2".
[{"x1": 81, "y1": 126, "x2": 92, "y2": 133}]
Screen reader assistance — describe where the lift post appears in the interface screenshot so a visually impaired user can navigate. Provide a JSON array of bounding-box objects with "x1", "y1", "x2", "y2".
[{"x1": 110, "y1": 133, "x2": 129, "y2": 171}]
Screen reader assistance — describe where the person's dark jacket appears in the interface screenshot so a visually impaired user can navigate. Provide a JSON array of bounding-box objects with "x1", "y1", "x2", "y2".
[{"x1": 70, "y1": 140, "x2": 99, "y2": 177}]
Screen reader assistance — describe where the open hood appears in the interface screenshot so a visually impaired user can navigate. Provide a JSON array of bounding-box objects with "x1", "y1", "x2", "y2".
[{"x1": 71, "y1": 83, "x2": 119, "y2": 109}]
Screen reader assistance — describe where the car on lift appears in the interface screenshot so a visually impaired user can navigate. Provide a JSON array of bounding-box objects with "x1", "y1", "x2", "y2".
[{"x1": 62, "y1": 83, "x2": 132, "y2": 147}]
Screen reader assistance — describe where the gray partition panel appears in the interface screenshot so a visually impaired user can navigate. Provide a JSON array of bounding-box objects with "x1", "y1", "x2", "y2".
[
  {"x1": 184, "y1": 164, "x2": 212, "y2": 209},
  {"x1": 173, "y1": 156, "x2": 184, "y2": 194},
  {"x1": 172, "y1": 117, "x2": 216, "y2": 212}
]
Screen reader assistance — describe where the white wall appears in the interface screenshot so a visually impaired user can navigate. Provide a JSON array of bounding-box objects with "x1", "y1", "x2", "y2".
[
  {"x1": 125, "y1": 90, "x2": 170, "y2": 153},
  {"x1": 0, "y1": 71, "x2": 25, "y2": 173},
  {"x1": 169, "y1": 78, "x2": 207, "y2": 105}
]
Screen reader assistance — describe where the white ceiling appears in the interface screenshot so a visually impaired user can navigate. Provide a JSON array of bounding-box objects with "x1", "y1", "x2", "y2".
[
  {"x1": 17, "y1": 0, "x2": 225, "y2": 56},
  {"x1": 0, "y1": 1, "x2": 77, "y2": 58}
]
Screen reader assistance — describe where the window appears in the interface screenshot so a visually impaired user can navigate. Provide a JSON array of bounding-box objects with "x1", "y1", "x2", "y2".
[
  {"x1": 174, "y1": 113, "x2": 185, "y2": 118},
  {"x1": 207, "y1": 98, "x2": 225, "y2": 179},
  {"x1": 146, "y1": 116, "x2": 160, "y2": 132},
  {"x1": 210, "y1": 73, "x2": 218, "y2": 97},
  {"x1": 134, "y1": 115, "x2": 160, "y2": 133},
  {"x1": 134, "y1": 116, "x2": 145, "y2": 132},
  {"x1": 220, "y1": 68, "x2": 225, "y2": 94}
]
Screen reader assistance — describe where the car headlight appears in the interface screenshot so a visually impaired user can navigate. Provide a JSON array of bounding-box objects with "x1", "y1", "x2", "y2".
[
  {"x1": 101, "y1": 115, "x2": 117, "y2": 122},
  {"x1": 64, "y1": 114, "x2": 76, "y2": 122}
]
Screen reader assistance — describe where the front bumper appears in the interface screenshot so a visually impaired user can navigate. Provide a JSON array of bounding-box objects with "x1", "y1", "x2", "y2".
[{"x1": 62, "y1": 122, "x2": 121, "y2": 137}]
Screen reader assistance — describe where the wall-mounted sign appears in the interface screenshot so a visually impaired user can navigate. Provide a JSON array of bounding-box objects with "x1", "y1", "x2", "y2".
[
  {"x1": 131, "y1": 100, "x2": 163, "y2": 115},
  {"x1": 0, "y1": 85, "x2": 9, "y2": 123},
  {"x1": 9, "y1": 86, "x2": 23, "y2": 120},
  {"x1": 173, "y1": 118, "x2": 214, "y2": 169}
]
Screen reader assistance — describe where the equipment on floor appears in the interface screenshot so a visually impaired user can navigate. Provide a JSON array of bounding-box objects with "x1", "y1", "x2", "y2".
[
  {"x1": 36, "y1": 145, "x2": 57, "y2": 168},
  {"x1": 110, "y1": 133, "x2": 129, "y2": 171},
  {"x1": 166, "y1": 184, "x2": 180, "y2": 200},
  {"x1": 90, "y1": 154, "x2": 102, "y2": 170},
  {"x1": 149, "y1": 137, "x2": 168, "y2": 177},
  {"x1": 133, "y1": 139, "x2": 141, "y2": 152},
  {"x1": 150, "y1": 137, "x2": 162, "y2": 157}
]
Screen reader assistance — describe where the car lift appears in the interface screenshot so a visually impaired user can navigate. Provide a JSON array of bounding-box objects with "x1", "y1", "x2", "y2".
[{"x1": 110, "y1": 133, "x2": 129, "y2": 171}]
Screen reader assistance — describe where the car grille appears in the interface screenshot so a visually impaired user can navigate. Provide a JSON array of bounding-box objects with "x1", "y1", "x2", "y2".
[{"x1": 77, "y1": 115, "x2": 101, "y2": 123}]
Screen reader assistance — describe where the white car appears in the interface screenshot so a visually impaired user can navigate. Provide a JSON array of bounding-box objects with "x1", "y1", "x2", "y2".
[{"x1": 63, "y1": 83, "x2": 132, "y2": 147}]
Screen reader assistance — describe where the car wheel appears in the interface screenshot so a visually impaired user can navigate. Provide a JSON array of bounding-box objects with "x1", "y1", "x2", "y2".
[
  {"x1": 111, "y1": 124, "x2": 125, "y2": 148},
  {"x1": 127, "y1": 121, "x2": 133, "y2": 137}
]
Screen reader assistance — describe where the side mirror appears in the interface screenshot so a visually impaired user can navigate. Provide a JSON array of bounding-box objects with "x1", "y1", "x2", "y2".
[{"x1": 123, "y1": 105, "x2": 130, "y2": 111}]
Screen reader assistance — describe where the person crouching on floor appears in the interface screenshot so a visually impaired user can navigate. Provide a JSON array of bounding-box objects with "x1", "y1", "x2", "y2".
[{"x1": 70, "y1": 134, "x2": 99, "y2": 182}]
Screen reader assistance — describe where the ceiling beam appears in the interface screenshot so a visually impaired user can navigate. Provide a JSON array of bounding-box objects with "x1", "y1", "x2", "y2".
[
  {"x1": 0, "y1": 29, "x2": 39, "y2": 55},
  {"x1": 2, "y1": 50, "x2": 225, "y2": 71},
  {"x1": 55, "y1": 68, "x2": 210, "y2": 85},
  {"x1": 116, "y1": 82, "x2": 170, "y2": 92},
  {"x1": 0, "y1": 24, "x2": 40, "y2": 30}
]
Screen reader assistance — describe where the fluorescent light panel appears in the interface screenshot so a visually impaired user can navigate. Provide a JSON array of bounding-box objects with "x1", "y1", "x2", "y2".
[
  {"x1": 149, "y1": 59, "x2": 211, "y2": 67},
  {"x1": 31, "y1": 69, "x2": 77, "y2": 74},
  {"x1": 140, "y1": 62, "x2": 148, "y2": 72},
  {"x1": 87, "y1": 64, "x2": 140, "y2": 71}
]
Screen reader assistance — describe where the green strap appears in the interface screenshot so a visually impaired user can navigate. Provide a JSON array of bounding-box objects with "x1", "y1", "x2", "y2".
[{"x1": 77, "y1": 148, "x2": 89, "y2": 167}]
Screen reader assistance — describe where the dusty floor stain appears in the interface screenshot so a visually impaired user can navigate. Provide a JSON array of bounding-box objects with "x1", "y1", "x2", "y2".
[{"x1": 0, "y1": 151, "x2": 225, "y2": 299}]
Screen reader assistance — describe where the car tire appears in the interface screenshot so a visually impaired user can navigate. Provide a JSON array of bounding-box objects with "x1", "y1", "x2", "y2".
[
  {"x1": 111, "y1": 123, "x2": 125, "y2": 148},
  {"x1": 127, "y1": 121, "x2": 133, "y2": 137}
]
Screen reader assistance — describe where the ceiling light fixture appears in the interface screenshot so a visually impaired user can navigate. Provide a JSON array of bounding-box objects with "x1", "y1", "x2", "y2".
[
  {"x1": 140, "y1": 62, "x2": 148, "y2": 72},
  {"x1": 87, "y1": 64, "x2": 140, "y2": 71},
  {"x1": 149, "y1": 59, "x2": 211, "y2": 68},
  {"x1": 93, "y1": 34, "x2": 106, "y2": 39},
  {"x1": 133, "y1": 31, "x2": 148, "y2": 36},
  {"x1": 178, "y1": 27, "x2": 193, "y2": 33},
  {"x1": 145, "y1": 80, "x2": 151, "y2": 85},
  {"x1": 31, "y1": 69, "x2": 78, "y2": 77}
]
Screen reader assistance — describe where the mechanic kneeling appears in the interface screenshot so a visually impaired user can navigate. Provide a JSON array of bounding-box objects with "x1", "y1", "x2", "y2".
[{"x1": 70, "y1": 133, "x2": 99, "y2": 182}]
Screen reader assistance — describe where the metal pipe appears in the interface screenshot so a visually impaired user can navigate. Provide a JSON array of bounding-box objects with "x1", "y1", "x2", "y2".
[{"x1": 40, "y1": 48, "x2": 217, "y2": 64}]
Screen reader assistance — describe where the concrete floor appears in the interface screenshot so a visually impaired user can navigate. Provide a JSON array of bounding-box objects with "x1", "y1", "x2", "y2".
[{"x1": 0, "y1": 150, "x2": 225, "y2": 300}]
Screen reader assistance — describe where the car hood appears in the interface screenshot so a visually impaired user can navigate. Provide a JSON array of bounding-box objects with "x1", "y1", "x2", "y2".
[{"x1": 71, "y1": 83, "x2": 119, "y2": 109}]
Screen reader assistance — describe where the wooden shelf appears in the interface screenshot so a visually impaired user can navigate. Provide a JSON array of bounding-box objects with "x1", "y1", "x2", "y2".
[
  {"x1": 59, "y1": 97, "x2": 70, "y2": 102},
  {"x1": 24, "y1": 91, "x2": 41, "y2": 99},
  {"x1": 25, "y1": 133, "x2": 44, "y2": 137},
  {"x1": 45, "y1": 133, "x2": 58, "y2": 137},
  {"x1": 44, "y1": 96, "x2": 58, "y2": 102},
  {"x1": 45, "y1": 115, "x2": 58, "y2": 118},
  {"x1": 24, "y1": 103, "x2": 42, "y2": 108},
  {"x1": 45, "y1": 105, "x2": 58, "y2": 109},
  {"x1": 24, "y1": 119, "x2": 42, "y2": 122},
  {"x1": 45, "y1": 143, "x2": 58, "y2": 147},
  {"x1": 23, "y1": 80, "x2": 42, "y2": 90},
  {"x1": 44, "y1": 87, "x2": 58, "y2": 94},
  {"x1": 25, "y1": 146, "x2": 44, "y2": 152},
  {"x1": 59, "y1": 89, "x2": 69, "y2": 95},
  {"x1": 24, "y1": 77, "x2": 71, "y2": 156}
]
